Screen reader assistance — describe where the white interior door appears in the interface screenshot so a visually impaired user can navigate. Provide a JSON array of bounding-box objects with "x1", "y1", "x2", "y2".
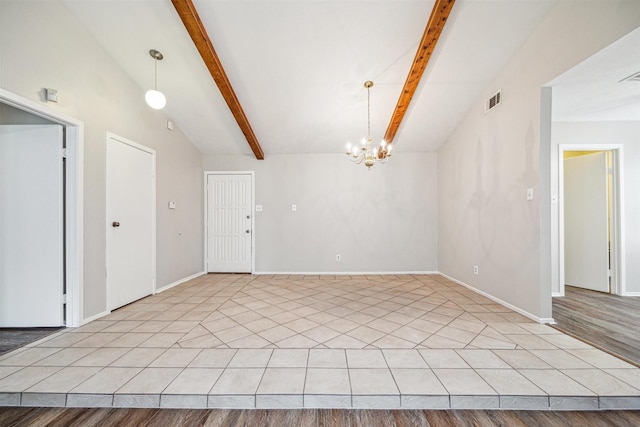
[
  {"x1": 564, "y1": 152, "x2": 609, "y2": 292},
  {"x1": 207, "y1": 174, "x2": 252, "y2": 273},
  {"x1": 0, "y1": 125, "x2": 64, "y2": 326},
  {"x1": 106, "y1": 134, "x2": 155, "y2": 310}
]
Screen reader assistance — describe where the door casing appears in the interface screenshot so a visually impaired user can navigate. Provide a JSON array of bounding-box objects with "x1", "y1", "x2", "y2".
[
  {"x1": 204, "y1": 171, "x2": 255, "y2": 273},
  {"x1": 0, "y1": 88, "x2": 83, "y2": 327}
]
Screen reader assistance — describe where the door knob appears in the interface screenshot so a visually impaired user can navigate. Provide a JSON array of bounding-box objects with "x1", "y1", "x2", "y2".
[
  {"x1": 112, "y1": 221, "x2": 120, "y2": 228},
  {"x1": 246, "y1": 229, "x2": 250, "y2": 233}
]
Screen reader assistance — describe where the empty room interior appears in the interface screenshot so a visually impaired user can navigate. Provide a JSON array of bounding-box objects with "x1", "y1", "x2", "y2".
[{"x1": 1, "y1": 0, "x2": 640, "y2": 418}]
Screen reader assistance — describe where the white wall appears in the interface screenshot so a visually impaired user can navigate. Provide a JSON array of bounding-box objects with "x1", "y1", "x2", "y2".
[
  {"x1": 0, "y1": 1, "x2": 204, "y2": 320},
  {"x1": 552, "y1": 121, "x2": 640, "y2": 294},
  {"x1": 438, "y1": 1, "x2": 640, "y2": 321},
  {"x1": 203, "y1": 153, "x2": 438, "y2": 273}
]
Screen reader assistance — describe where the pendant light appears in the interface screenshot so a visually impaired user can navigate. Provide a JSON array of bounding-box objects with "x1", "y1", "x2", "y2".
[{"x1": 145, "y1": 49, "x2": 166, "y2": 110}]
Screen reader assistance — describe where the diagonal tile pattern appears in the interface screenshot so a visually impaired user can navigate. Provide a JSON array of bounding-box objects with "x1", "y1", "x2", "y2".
[{"x1": 1, "y1": 274, "x2": 640, "y2": 410}]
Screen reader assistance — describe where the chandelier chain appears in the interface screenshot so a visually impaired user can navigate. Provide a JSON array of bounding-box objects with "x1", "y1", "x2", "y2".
[{"x1": 367, "y1": 84, "x2": 371, "y2": 142}]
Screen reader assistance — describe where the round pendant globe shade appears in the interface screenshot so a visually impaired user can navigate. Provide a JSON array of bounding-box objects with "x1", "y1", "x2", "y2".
[{"x1": 145, "y1": 89, "x2": 166, "y2": 109}]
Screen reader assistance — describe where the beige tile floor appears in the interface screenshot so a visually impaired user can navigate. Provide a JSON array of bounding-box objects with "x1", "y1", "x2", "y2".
[{"x1": 1, "y1": 274, "x2": 640, "y2": 410}]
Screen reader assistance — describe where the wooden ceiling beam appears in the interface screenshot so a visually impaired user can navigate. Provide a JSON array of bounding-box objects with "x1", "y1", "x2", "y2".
[
  {"x1": 384, "y1": 0, "x2": 456, "y2": 145},
  {"x1": 171, "y1": 0, "x2": 265, "y2": 160}
]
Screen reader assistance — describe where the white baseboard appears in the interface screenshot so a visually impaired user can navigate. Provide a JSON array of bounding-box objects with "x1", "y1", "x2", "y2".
[
  {"x1": 439, "y1": 272, "x2": 555, "y2": 325},
  {"x1": 156, "y1": 271, "x2": 205, "y2": 293},
  {"x1": 80, "y1": 310, "x2": 110, "y2": 326},
  {"x1": 253, "y1": 271, "x2": 438, "y2": 275},
  {"x1": 622, "y1": 292, "x2": 640, "y2": 297}
]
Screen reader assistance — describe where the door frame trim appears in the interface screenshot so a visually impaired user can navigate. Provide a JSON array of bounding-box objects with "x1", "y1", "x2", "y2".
[
  {"x1": 558, "y1": 144, "x2": 625, "y2": 297},
  {"x1": 203, "y1": 171, "x2": 255, "y2": 273},
  {"x1": 0, "y1": 88, "x2": 83, "y2": 327},
  {"x1": 105, "y1": 133, "x2": 157, "y2": 310}
]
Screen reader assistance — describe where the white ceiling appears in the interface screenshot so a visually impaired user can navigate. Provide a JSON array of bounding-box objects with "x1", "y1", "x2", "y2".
[
  {"x1": 61, "y1": 0, "x2": 560, "y2": 156},
  {"x1": 550, "y1": 26, "x2": 640, "y2": 122}
]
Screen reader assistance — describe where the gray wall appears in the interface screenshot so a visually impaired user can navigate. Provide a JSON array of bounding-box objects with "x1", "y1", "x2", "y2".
[
  {"x1": 0, "y1": 103, "x2": 55, "y2": 125},
  {"x1": 0, "y1": 1, "x2": 204, "y2": 321},
  {"x1": 203, "y1": 153, "x2": 438, "y2": 273},
  {"x1": 552, "y1": 121, "x2": 640, "y2": 295},
  {"x1": 437, "y1": 1, "x2": 640, "y2": 321}
]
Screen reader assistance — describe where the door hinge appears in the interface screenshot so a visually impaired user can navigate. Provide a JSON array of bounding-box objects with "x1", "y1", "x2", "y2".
[
  {"x1": 61, "y1": 148, "x2": 68, "y2": 159},
  {"x1": 608, "y1": 269, "x2": 612, "y2": 278},
  {"x1": 61, "y1": 294, "x2": 67, "y2": 304}
]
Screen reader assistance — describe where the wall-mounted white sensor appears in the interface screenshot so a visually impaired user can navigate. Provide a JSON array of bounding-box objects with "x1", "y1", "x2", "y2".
[{"x1": 45, "y1": 88, "x2": 58, "y2": 103}]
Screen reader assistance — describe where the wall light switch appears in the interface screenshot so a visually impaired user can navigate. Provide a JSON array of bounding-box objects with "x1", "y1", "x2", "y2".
[
  {"x1": 527, "y1": 188, "x2": 534, "y2": 201},
  {"x1": 292, "y1": 204, "x2": 297, "y2": 212},
  {"x1": 168, "y1": 201, "x2": 176, "y2": 209},
  {"x1": 255, "y1": 205, "x2": 263, "y2": 212}
]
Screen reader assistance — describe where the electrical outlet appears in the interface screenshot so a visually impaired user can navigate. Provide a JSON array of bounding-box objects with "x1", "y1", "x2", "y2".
[
  {"x1": 292, "y1": 204, "x2": 297, "y2": 212},
  {"x1": 473, "y1": 265, "x2": 479, "y2": 275},
  {"x1": 336, "y1": 254, "x2": 341, "y2": 262}
]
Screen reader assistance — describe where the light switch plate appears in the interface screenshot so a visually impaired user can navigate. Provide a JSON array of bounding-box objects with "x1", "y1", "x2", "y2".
[
  {"x1": 255, "y1": 205, "x2": 263, "y2": 212},
  {"x1": 527, "y1": 188, "x2": 534, "y2": 201},
  {"x1": 168, "y1": 201, "x2": 176, "y2": 209}
]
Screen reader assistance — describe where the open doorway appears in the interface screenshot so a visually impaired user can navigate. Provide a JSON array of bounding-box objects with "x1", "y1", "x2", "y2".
[
  {"x1": 553, "y1": 145, "x2": 637, "y2": 365},
  {"x1": 545, "y1": 26, "x2": 640, "y2": 365},
  {"x1": 0, "y1": 88, "x2": 83, "y2": 329},
  {"x1": 559, "y1": 148, "x2": 622, "y2": 297}
]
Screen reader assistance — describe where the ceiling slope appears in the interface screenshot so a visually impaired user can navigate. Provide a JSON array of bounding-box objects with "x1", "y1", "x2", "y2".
[
  {"x1": 60, "y1": 0, "x2": 560, "y2": 155},
  {"x1": 172, "y1": 0, "x2": 264, "y2": 159},
  {"x1": 385, "y1": 0, "x2": 456, "y2": 145}
]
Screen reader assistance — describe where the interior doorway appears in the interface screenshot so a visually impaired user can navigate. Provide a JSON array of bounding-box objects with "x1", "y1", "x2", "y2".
[
  {"x1": 0, "y1": 89, "x2": 83, "y2": 327},
  {"x1": 563, "y1": 151, "x2": 611, "y2": 293},
  {"x1": 558, "y1": 146, "x2": 623, "y2": 297}
]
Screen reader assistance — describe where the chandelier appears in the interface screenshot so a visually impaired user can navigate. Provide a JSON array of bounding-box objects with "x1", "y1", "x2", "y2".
[{"x1": 346, "y1": 81, "x2": 392, "y2": 169}]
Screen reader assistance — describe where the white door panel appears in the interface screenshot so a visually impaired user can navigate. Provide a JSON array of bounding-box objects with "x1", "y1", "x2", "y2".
[
  {"x1": 0, "y1": 125, "x2": 64, "y2": 326},
  {"x1": 207, "y1": 174, "x2": 252, "y2": 273},
  {"x1": 564, "y1": 152, "x2": 609, "y2": 293},
  {"x1": 106, "y1": 135, "x2": 155, "y2": 310}
]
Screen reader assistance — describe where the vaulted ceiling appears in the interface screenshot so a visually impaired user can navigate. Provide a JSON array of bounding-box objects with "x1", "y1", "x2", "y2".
[{"x1": 61, "y1": 0, "x2": 560, "y2": 157}]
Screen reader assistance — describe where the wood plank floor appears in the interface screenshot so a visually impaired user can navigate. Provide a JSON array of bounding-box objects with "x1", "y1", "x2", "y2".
[
  {"x1": 553, "y1": 285, "x2": 640, "y2": 366},
  {"x1": 0, "y1": 328, "x2": 64, "y2": 356},
  {"x1": 2, "y1": 407, "x2": 640, "y2": 427}
]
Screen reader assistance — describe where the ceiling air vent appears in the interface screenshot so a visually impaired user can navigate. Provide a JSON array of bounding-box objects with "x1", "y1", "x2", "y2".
[
  {"x1": 485, "y1": 89, "x2": 502, "y2": 113},
  {"x1": 620, "y1": 71, "x2": 640, "y2": 83}
]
